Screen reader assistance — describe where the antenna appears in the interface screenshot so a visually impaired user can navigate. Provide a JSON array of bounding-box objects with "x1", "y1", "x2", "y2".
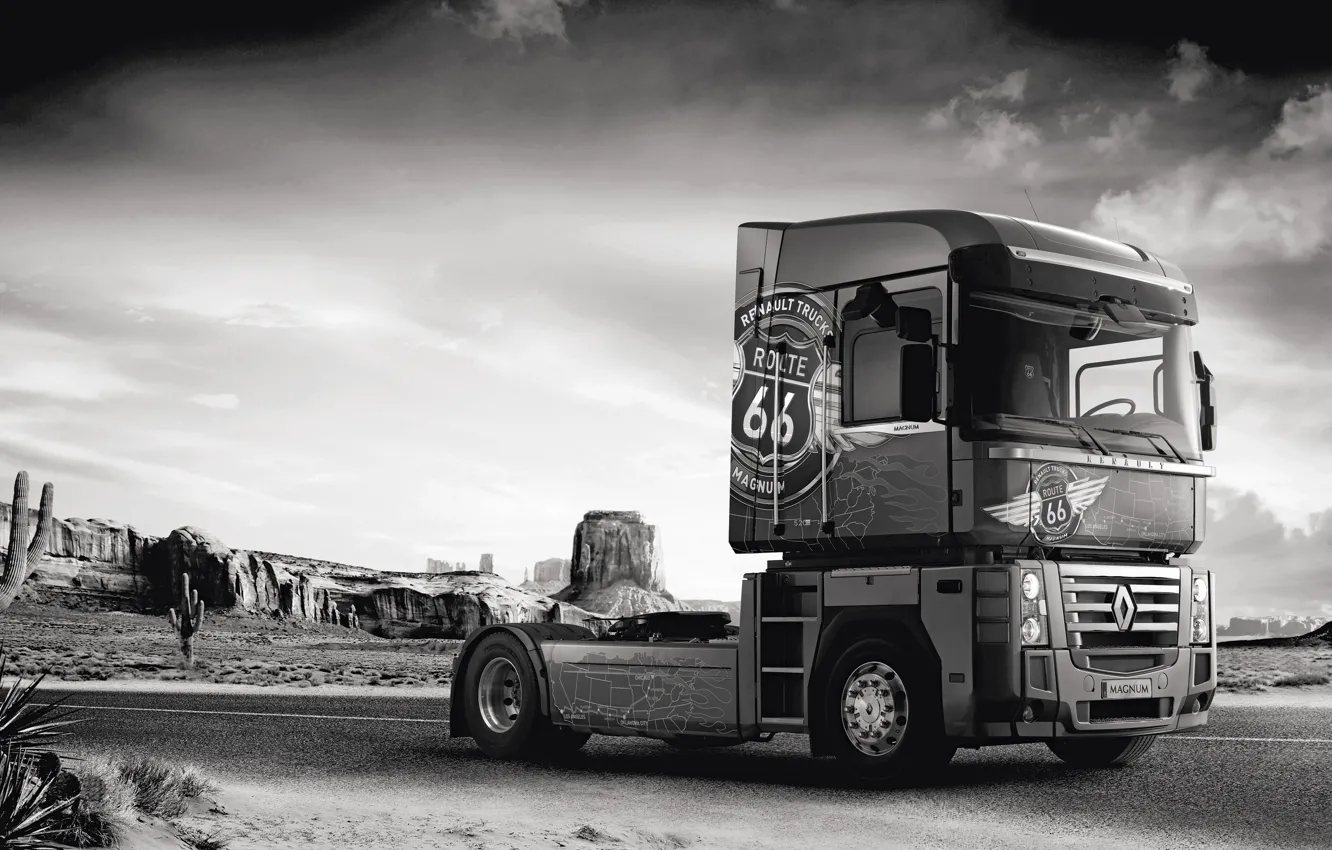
[{"x1": 1023, "y1": 189, "x2": 1041, "y2": 222}]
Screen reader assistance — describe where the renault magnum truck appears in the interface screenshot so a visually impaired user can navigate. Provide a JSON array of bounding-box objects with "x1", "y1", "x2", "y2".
[{"x1": 450, "y1": 209, "x2": 1220, "y2": 778}]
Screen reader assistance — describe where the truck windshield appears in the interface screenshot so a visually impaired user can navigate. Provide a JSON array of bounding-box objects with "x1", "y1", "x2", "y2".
[{"x1": 962, "y1": 290, "x2": 1203, "y2": 462}]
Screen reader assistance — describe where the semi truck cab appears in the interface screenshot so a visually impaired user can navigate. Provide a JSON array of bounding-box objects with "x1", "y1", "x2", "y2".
[{"x1": 450, "y1": 209, "x2": 1219, "y2": 779}]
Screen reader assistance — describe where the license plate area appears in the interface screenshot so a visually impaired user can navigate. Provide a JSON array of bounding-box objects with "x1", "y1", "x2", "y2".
[{"x1": 1102, "y1": 677, "x2": 1154, "y2": 699}]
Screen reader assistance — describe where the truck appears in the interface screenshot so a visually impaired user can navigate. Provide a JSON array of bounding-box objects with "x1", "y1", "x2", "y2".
[{"x1": 449, "y1": 209, "x2": 1220, "y2": 778}]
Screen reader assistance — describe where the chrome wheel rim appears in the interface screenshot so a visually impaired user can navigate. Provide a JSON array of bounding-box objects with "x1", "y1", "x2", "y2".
[
  {"x1": 477, "y1": 657, "x2": 522, "y2": 734},
  {"x1": 841, "y1": 661, "x2": 908, "y2": 757}
]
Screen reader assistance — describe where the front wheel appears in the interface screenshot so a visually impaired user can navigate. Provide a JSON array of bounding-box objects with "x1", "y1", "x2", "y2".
[
  {"x1": 1047, "y1": 735, "x2": 1156, "y2": 768},
  {"x1": 462, "y1": 632, "x2": 589, "y2": 761},
  {"x1": 822, "y1": 639, "x2": 955, "y2": 781}
]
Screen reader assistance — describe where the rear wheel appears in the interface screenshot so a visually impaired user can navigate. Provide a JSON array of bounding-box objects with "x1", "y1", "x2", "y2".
[
  {"x1": 822, "y1": 639, "x2": 955, "y2": 781},
  {"x1": 1047, "y1": 735, "x2": 1156, "y2": 768},
  {"x1": 463, "y1": 632, "x2": 589, "y2": 761}
]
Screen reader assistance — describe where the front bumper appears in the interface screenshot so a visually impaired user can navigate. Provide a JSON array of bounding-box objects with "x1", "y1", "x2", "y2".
[{"x1": 994, "y1": 645, "x2": 1216, "y2": 739}]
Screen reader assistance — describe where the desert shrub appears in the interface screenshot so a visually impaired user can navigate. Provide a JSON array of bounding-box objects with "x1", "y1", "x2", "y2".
[
  {"x1": 1272, "y1": 672, "x2": 1331, "y2": 687},
  {"x1": 51, "y1": 757, "x2": 137, "y2": 847},
  {"x1": 114, "y1": 756, "x2": 213, "y2": 819},
  {"x1": 177, "y1": 824, "x2": 232, "y2": 850}
]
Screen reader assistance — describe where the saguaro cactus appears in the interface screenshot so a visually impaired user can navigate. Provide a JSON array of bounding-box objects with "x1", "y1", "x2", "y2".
[
  {"x1": 0, "y1": 472, "x2": 54, "y2": 614},
  {"x1": 168, "y1": 572, "x2": 206, "y2": 669}
]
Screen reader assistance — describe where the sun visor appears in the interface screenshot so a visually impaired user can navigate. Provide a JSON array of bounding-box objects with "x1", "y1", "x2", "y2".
[{"x1": 948, "y1": 243, "x2": 1198, "y2": 325}]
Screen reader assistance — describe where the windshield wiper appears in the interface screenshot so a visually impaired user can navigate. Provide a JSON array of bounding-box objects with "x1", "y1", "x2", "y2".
[
  {"x1": 1086, "y1": 426, "x2": 1186, "y2": 463},
  {"x1": 992, "y1": 414, "x2": 1111, "y2": 456}
]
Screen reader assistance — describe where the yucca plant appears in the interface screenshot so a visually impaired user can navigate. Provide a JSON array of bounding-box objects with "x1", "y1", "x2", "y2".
[
  {"x1": 0, "y1": 648, "x2": 81, "y2": 848},
  {"x1": 0, "y1": 748, "x2": 77, "y2": 848},
  {"x1": 0, "y1": 648, "x2": 80, "y2": 754}
]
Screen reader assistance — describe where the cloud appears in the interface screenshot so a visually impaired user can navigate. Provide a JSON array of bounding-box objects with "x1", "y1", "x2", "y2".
[
  {"x1": 1164, "y1": 40, "x2": 1241, "y2": 102},
  {"x1": 925, "y1": 70, "x2": 1040, "y2": 170},
  {"x1": 1262, "y1": 83, "x2": 1332, "y2": 157},
  {"x1": 190, "y1": 393, "x2": 239, "y2": 410},
  {"x1": 1196, "y1": 485, "x2": 1332, "y2": 619},
  {"x1": 1083, "y1": 83, "x2": 1332, "y2": 265},
  {"x1": 923, "y1": 97, "x2": 963, "y2": 131},
  {"x1": 0, "y1": 425, "x2": 317, "y2": 522},
  {"x1": 442, "y1": 0, "x2": 586, "y2": 43},
  {"x1": 964, "y1": 110, "x2": 1041, "y2": 169},
  {"x1": 1087, "y1": 108, "x2": 1152, "y2": 157},
  {"x1": 964, "y1": 69, "x2": 1029, "y2": 104},
  {"x1": 0, "y1": 325, "x2": 145, "y2": 401}
]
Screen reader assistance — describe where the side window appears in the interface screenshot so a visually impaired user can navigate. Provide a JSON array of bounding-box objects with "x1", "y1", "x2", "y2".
[
  {"x1": 842, "y1": 285, "x2": 943, "y2": 425},
  {"x1": 850, "y1": 331, "x2": 903, "y2": 421}
]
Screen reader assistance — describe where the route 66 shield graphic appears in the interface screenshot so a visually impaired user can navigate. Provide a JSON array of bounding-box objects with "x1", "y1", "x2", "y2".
[{"x1": 730, "y1": 283, "x2": 837, "y2": 510}]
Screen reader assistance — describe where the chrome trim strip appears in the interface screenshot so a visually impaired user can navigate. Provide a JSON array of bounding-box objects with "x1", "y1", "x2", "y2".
[
  {"x1": 840, "y1": 420, "x2": 946, "y2": 435},
  {"x1": 1006, "y1": 246, "x2": 1193, "y2": 294},
  {"x1": 1060, "y1": 565, "x2": 1181, "y2": 579},
  {"x1": 1065, "y1": 583, "x2": 1180, "y2": 595},
  {"x1": 828, "y1": 566, "x2": 914, "y2": 576},
  {"x1": 1068, "y1": 622, "x2": 1177, "y2": 633},
  {"x1": 988, "y1": 446, "x2": 1215, "y2": 477}
]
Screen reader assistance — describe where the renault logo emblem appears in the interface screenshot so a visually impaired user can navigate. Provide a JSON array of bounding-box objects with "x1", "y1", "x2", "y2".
[{"x1": 1112, "y1": 585, "x2": 1138, "y2": 631}]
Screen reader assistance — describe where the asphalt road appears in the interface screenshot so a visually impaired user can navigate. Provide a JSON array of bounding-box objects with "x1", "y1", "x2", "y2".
[{"x1": 33, "y1": 687, "x2": 1332, "y2": 849}]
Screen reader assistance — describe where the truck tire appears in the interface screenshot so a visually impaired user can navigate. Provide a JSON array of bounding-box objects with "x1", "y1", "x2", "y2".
[
  {"x1": 821, "y1": 638, "x2": 955, "y2": 781},
  {"x1": 1047, "y1": 735, "x2": 1156, "y2": 768},
  {"x1": 462, "y1": 631, "x2": 589, "y2": 761}
]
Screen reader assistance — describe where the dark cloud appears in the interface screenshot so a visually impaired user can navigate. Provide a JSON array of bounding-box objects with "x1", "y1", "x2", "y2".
[{"x1": 1001, "y1": 0, "x2": 1331, "y2": 76}]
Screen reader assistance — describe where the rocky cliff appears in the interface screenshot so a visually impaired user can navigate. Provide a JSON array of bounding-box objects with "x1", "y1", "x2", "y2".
[
  {"x1": 1218, "y1": 616, "x2": 1328, "y2": 638},
  {"x1": 554, "y1": 510, "x2": 679, "y2": 616},
  {"x1": 2, "y1": 501, "x2": 592, "y2": 638},
  {"x1": 533, "y1": 557, "x2": 571, "y2": 586}
]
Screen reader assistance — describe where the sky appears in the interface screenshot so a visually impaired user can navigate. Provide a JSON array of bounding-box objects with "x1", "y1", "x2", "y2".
[{"x1": 1, "y1": 0, "x2": 1330, "y2": 619}]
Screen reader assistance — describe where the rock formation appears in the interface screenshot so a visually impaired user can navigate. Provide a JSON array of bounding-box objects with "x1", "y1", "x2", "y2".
[
  {"x1": 1, "y1": 500, "x2": 594, "y2": 638},
  {"x1": 478, "y1": 553, "x2": 494, "y2": 574},
  {"x1": 424, "y1": 558, "x2": 467, "y2": 574},
  {"x1": 520, "y1": 557, "x2": 572, "y2": 596},
  {"x1": 554, "y1": 511, "x2": 680, "y2": 617},
  {"x1": 533, "y1": 557, "x2": 571, "y2": 585}
]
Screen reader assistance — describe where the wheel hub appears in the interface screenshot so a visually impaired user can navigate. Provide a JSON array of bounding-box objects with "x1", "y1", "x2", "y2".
[
  {"x1": 841, "y1": 661, "x2": 907, "y2": 757},
  {"x1": 477, "y1": 657, "x2": 522, "y2": 734}
]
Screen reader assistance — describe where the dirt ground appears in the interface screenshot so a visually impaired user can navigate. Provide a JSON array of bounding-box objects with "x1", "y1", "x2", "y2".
[
  {"x1": 0, "y1": 602, "x2": 461, "y2": 689},
  {"x1": 3, "y1": 602, "x2": 1330, "y2": 694},
  {"x1": 1215, "y1": 643, "x2": 1332, "y2": 691}
]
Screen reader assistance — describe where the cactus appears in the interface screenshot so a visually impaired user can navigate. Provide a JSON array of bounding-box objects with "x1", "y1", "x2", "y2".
[
  {"x1": 0, "y1": 472, "x2": 54, "y2": 614},
  {"x1": 168, "y1": 572, "x2": 206, "y2": 669}
]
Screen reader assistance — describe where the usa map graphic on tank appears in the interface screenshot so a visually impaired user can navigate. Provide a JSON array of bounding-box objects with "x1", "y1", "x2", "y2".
[
  {"x1": 730, "y1": 282, "x2": 838, "y2": 509},
  {"x1": 553, "y1": 652, "x2": 735, "y2": 735}
]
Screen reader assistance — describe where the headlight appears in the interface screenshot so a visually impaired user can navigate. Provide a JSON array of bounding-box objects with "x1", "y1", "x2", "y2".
[
  {"x1": 1021, "y1": 617, "x2": 1042, "y2": 644},
  {"x1": 1021, "y1": 571, "x2": 1041, "y2": 600},
  {"x1": 1192, "y1": 615, "x2": 1210, "y2": 643},
  {"x1": 1192, "y1": 577, "x2": 1208, "y2": 604}
]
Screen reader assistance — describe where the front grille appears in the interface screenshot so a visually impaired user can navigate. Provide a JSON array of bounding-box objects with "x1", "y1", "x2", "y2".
[{"x1": 1060, "y1": 564, "x2": 1182, "y2": 648}]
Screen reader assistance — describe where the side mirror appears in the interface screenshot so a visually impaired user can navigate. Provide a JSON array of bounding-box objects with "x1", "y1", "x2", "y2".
[
  {"x1": 1194, "y1": 351, "x2": 1217, "y2": 451},
  {"x1": 895, "y1": 306, "x2": 932, "y2": 342},
  {"x1": 899, "y1": 343, "x2": 937, "y2": 422}
]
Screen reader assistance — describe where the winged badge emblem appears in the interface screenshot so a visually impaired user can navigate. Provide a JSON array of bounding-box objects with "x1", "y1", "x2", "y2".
[{"x1": 982, "y1": 474, "x2": 1110, "y2": 528}]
